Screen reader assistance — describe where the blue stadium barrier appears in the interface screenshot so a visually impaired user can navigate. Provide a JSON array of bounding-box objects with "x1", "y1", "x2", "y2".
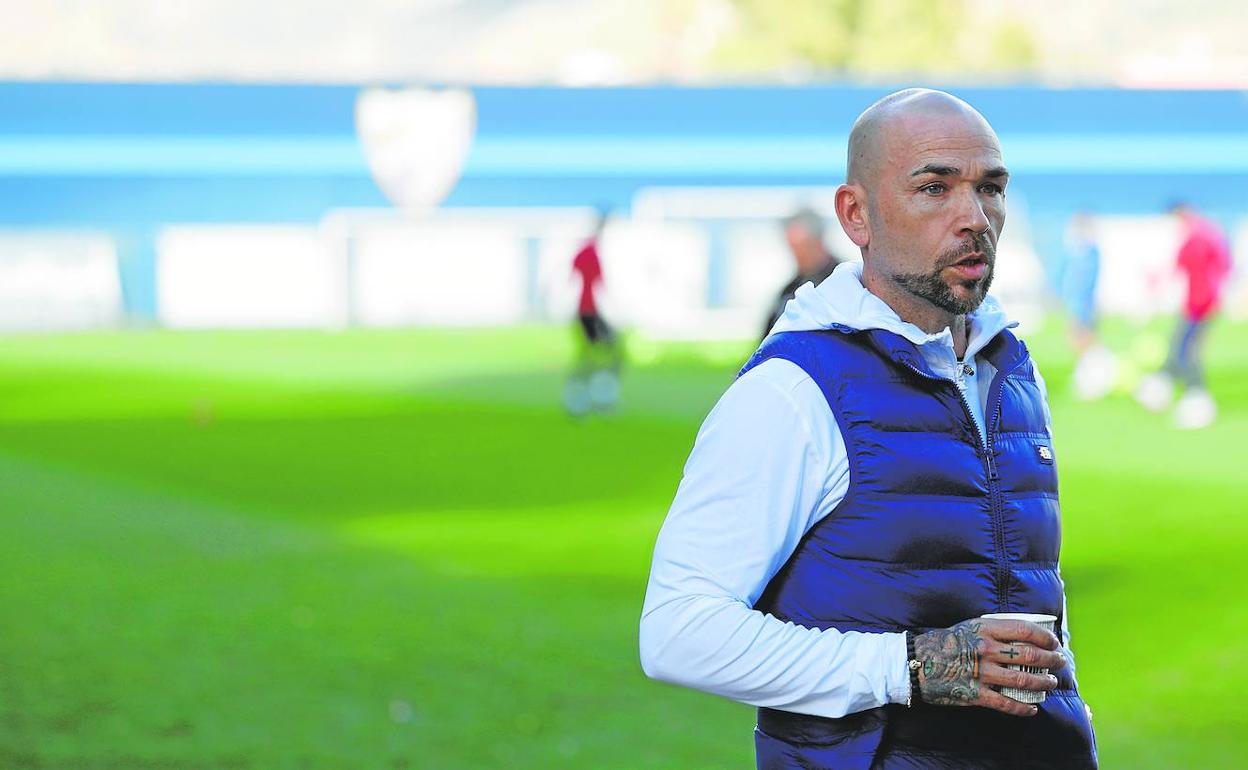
[{"x1": 1, "y1": 82, "x2": 1244, "y2": 320}]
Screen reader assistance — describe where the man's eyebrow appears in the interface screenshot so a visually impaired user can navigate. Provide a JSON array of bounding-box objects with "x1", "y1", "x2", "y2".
[
  {"x1": 910, "y1": 164, "x2": 1011, "y2": 179},
  {"x1": 910, "y1": 163, "x2": 958, "y2": 177}
]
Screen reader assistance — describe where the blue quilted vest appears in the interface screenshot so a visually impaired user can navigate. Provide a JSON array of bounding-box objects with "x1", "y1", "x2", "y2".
[{"x1": 740, "y1": 327, "x2": 1097, "y2": 770}]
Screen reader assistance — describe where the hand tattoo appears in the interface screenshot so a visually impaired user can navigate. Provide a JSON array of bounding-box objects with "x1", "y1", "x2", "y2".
[{"x1": 913, "y1": 621, "x2": 985, "y2": 705}]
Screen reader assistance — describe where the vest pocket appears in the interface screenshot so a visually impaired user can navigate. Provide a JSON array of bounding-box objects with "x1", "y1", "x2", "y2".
[
  {"x1": 756, "y1": 708, "x2": 887, "y2": 770},
  {"x1": 873, "y1": 697, "x2": 1095, "y2": 764},
  {"x1": 756, "y1": 707, "x2": 888, "y2": 747}
]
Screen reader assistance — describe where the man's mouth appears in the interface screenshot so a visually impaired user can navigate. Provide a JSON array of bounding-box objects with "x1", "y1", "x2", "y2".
[{"x1": 949, "y1": 252, "x2": 989, "y2": 280}]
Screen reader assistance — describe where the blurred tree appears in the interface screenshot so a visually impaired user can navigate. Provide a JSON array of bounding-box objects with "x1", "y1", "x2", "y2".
[
  {"x1": 987, "y1": 19, "x2": 1041, "y2": 71},
  {"x1": 711, "y1": 0, "x2": 1038, "y2": 77},
  {"x1": 711, "y1": 0, "x2": 858, "y2": 73},
  {"x1": 849, "y1": 0, "x2": 963, "y2": 73}
]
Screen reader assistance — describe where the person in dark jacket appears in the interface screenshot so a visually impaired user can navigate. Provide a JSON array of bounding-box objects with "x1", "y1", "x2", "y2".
[
  {"x1": 761, "y1": 207, "x2": 841, "y2": 340},
  {"x1": 641, "y1": 89, "x2": 1096, "y2": 769}
]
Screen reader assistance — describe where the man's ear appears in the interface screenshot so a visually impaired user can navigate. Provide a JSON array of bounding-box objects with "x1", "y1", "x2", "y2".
[{"x1": 834, "y1": 183, "x2": 870, "y2": 249}]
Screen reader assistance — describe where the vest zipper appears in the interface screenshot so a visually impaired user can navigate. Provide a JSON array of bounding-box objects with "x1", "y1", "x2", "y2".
[
  {"x1": 898, "y1": 354, "x2": 1027, "y2": 612},
  {"x1": 983, "y1": 355, "x2": 1030, "y2": 610}
]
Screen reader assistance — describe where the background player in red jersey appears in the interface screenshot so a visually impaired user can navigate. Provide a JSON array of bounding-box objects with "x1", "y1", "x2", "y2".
[
  {"x1": 1136, "y1": 202, "x2": 1235, "y2": 428},
  {"x1": 564, "y1": 209, "x2": 623, "y2": 416}
]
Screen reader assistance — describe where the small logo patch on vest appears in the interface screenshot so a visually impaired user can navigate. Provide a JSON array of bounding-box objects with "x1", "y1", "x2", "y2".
[{"x1": 1036, "y1": 444, "x2": 1054, "y2": 464}]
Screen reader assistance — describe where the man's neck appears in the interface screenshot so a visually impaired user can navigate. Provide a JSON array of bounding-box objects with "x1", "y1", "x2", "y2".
[{"x1": 861, "y1": 267, "x2": 970, "y2": 357}]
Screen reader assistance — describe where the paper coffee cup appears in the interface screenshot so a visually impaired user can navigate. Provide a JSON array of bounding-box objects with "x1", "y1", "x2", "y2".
[{"x1": 980, "y1": 612, "x2": 1057, "y2": 704}]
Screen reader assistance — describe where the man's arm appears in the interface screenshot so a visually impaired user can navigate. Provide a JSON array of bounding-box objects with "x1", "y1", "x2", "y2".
[{"x1": 639, "y1": 360, "x2": 911, "y2": 718}]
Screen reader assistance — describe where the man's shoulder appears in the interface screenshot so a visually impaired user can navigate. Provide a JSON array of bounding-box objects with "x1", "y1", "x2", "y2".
[
  {"x1": 716, "y1": 359, "x2": 837, "y2": 443},
  {"x1": 729, "y1": 356, "x2": 840, "y2": 419},
  {"x1": 749, "y1": 329, "x2": 855, "y2": 376},
  {"x1": 738, "y1": 355, "x2": 815, "y2": 392}
]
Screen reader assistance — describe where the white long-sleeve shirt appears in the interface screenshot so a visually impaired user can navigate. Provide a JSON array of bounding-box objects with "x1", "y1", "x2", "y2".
[{"x1": 639, "y1": 261, "x2": 1070, "y2": 719}]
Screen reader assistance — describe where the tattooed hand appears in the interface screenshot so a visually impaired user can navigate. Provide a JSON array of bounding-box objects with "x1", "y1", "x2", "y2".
[{"x1": 912, "y1": 618, "x2": 1067, "y2": 717}]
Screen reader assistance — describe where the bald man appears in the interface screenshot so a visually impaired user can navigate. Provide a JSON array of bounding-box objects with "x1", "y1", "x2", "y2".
[{"x1": 641, "y1": 90, "x2": 1096, "y2": 769}]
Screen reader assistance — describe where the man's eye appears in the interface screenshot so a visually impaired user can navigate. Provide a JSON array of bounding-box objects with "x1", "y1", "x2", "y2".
[
  {"x1": 921, "y1": 183, "x2": 946, "y2": 195},
  {"x1": 979, "y1": 183, "x2": 1004, "y2": 195}
]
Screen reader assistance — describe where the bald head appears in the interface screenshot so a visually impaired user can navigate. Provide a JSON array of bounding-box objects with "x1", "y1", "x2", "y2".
[
  {"x1": 846, "y1": 89, "x2": 998, "y2": 188},
  {"x1": 832, "y1": 88, "x2": 1008, "y2": 335}
]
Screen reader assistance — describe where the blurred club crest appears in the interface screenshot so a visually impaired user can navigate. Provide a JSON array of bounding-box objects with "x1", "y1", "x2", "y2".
[{"x1": 355, "y1": 87, "x2": 477, "y2": 209}]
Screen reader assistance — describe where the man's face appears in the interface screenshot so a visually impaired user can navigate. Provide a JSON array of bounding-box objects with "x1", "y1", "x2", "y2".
[
  {"x1": 785, "y1": 223, "x2": 825, "y2": 273},
  {"x1": 865, "y1": 111, "x2": 1008, "y2": 315}
]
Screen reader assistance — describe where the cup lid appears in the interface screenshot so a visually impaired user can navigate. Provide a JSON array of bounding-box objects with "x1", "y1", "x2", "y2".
[{"x1": 980, "y1": 612, "x2": 1058, "y2": 623}]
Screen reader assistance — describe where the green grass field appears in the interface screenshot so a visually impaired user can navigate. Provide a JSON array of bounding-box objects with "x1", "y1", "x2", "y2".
[{"x1": 1, "y1": 319, "x2": 1245, "y2": 769}]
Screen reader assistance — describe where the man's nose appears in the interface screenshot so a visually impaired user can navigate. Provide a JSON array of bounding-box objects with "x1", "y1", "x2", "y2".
[{"x1": 955, "y1": 187, "x2": 990, "y2": 236}]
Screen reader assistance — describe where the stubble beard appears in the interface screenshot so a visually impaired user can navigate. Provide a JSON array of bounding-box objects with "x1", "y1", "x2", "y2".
[{"x1": 893, "y1": 236, "x2": 996, "y2": 316}]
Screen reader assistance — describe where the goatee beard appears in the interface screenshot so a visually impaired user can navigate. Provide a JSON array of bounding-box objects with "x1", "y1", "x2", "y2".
[{"x1": 893, "y1": 237, "x2": 995, "y2": 316}]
